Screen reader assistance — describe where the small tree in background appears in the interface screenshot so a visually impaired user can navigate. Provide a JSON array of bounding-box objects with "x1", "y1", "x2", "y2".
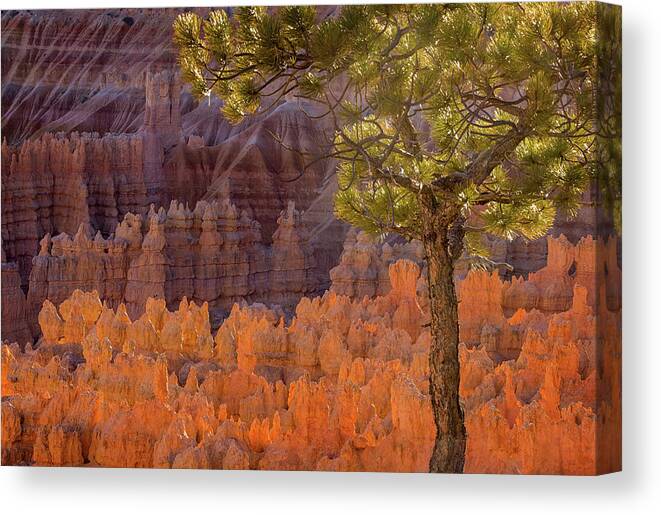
[{"x1": 174, "y1": 2, "x2": 620, "y2": 473}]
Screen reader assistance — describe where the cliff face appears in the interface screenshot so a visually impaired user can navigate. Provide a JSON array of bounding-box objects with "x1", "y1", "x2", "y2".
[
  {"x1": 1, "y1": 9, "x2": 179, "y2": 143},
  {"x1": 2, "y1": 9, "x2": 344, "y2": 292},
  {"x1": 1, "y1": 92, "x2": 338, "y2": 291},
  {"x1": 1, "y1": 132, "x2": 147, "y2": 283},
  {"x1": 1, "y1": 234, "x2": 621, "y2": 474}
]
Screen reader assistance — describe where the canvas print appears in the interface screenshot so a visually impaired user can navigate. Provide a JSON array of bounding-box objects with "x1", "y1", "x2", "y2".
[{"x1": 1, "y1": 2, "x2": 621, "y2": 474}]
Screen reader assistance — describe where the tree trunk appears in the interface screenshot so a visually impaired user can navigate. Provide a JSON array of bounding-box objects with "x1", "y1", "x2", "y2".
[{"x1": 422, "y1": 211, "x2": 466, "y2": 473}]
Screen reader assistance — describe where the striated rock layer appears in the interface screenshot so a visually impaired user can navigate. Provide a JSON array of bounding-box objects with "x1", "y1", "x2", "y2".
[
  {"x1": 1, "y1": 8, "x2": 211, "y2": 143},
  {"x1": 2, "y1": 234, "x2": 621, "y2": 474}
]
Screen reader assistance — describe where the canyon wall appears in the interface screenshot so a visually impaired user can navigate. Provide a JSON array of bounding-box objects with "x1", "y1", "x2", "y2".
[
  {"x1": 1, "y1": 76, "x2": 339, "y2": 290},
  {"x1": 1, "y1": 9, "x2": 181, "y2": 143},
  {"x1": 2, "y1": 9, "x2": 344, "y2": 293},
  {"x1": 1, "y1": 235, "x2": 621, "y2": 473},
  {"x1": 1, "y1": 131, "x2": 148, "y2": 285}
]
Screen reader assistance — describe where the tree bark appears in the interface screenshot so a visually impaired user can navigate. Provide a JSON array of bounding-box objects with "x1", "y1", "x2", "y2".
[{"x1": 422, "y1": 207, "x2": 466, "y2": 473}]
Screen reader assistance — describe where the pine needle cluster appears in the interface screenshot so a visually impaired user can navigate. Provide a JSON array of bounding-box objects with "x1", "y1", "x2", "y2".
[{"x1": 174, "y1": 2, "x2": 621, "y2": 258}]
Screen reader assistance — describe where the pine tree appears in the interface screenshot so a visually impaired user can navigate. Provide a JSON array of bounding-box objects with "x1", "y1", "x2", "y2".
[{"x1": 174, "y1": 2, "x2": 621, "y2": 473}]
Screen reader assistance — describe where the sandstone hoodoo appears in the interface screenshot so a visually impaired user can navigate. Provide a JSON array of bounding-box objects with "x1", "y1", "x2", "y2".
[
  {"x1": 2, "y1": 236, "x2": 621, "y2": 472},
  {"x1": 2, "y1": 4, "x2": 621, "y2": 475}
]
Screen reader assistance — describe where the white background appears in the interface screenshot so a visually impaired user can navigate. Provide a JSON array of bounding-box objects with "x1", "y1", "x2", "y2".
[{"x1": 0, "y1": 0, "x2": 658, "y2": 513}]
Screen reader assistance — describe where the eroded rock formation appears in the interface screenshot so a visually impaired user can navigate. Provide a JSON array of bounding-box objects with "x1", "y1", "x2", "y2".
[
  {"x1": 2, "y1": 132, "x2": 147, "y2": 285},
  {"x1": 330, "y1": 228, "x2": 425, "y2": 299},
  {"x1": 2, "y1": 235, "x2": 621, "y2": 474},
  {"x1": 24, "y1": 199, "x2": 318, "y2": 332},
  {"x1": 1, "y1": 249, "x2": 33, "y2": 346},
  {"x1": 2, "y1": 9, "x2": 345, "y2": 291}
]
